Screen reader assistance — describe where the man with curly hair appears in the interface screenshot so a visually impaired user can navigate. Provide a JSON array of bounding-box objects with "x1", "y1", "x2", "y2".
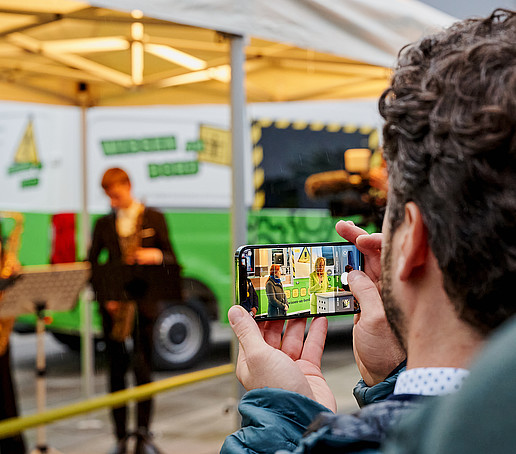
[{"x1": 222, "y1": 8, "x2": 516, "y2": 453}]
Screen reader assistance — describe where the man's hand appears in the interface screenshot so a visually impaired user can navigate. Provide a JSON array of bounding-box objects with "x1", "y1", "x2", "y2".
[
  {"x1": 335, "y1": 220, "x2": 382, "y2": 290},
  {"x1": 134, "y1": 248, "x2": 163, "y2": 265},
  {"x1": 349, "y1": 271, "x2": 406, "y2": 386},
  {"x1": 335, "y1": 220, "x2": 406, "y2": 386},
  {"x1": 229, "y1": 305, "x2": 336, "y2": 412}
]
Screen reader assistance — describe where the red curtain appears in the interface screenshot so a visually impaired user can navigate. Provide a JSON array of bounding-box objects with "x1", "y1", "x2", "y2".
[{"x1": 50, "y1": 213, "x2": 76, "y2": 263}]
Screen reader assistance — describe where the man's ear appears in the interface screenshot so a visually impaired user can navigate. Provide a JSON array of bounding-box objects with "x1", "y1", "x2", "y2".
[{"x1": 398, "y1": 202, "x2": 428, "y2": 281}]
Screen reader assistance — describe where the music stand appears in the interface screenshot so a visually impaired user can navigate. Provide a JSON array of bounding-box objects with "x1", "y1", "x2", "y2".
[{"x1": 0, "y1": 262, "x2": 91, "y2": 454}]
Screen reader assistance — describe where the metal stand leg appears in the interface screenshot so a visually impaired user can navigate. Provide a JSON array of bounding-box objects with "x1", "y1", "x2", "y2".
[{"x1": 30, "y1": 302, "x2": 64, "y2": 454}]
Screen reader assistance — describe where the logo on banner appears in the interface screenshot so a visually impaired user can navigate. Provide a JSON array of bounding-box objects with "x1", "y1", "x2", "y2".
[
  {"x1": 7, "y1": 119, "x2": 42, "y2": 188},
  {"x1": 198, "y1": 125, "x2": 231, "y2": 166},
  {"x1": 100, "y1": 124, "x2": 231, "y2": 181}
]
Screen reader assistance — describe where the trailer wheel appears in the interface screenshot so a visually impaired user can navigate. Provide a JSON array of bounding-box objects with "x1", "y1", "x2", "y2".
[
  {"x1": 51, "y1": 331, "x2": 81, "y2": 351},
  {"x1": 152, "y1": 299, "x2": 210, "y2": 370},
  {"x1": 51, "y1": 331, "x2": 104, "y2": 353}
]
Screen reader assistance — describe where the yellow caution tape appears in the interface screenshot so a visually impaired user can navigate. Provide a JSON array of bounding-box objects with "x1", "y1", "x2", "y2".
[{"x1": 0, "y1": 363, "x2": 234, "y2": 439}]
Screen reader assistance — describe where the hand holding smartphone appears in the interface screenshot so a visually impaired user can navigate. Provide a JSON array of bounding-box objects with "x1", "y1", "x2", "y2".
[{"x1": 235, "y1": 242, "x2": 364, "y2": 321}]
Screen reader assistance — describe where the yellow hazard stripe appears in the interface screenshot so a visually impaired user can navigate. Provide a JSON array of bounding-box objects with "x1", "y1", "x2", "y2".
[
  {"x1": 368, "y1": 129, "x2": 379, "y2": 150},
  {"x1": 326, "y1": 123, "x2": 341, "y2": 132},
  {"x1": 292, "y1": 121, "x2": 308, "y2": 130},
  {"x1": 274, "y1": 119, "x2": 290, "y2": 129},
  {"x1": 251, "y1": 123, "x2": 262, "y2": 145},
  {"x1": 254, "y1": 167, "x2": 265, "y2": 190},
  {"x1": 252, "y1": 121, "x2": 266, "y2": 210},
  {"x1": 309, "y1": 122, "x2": 325, "y2": 131},
  {"x1": 343, "y1": 124, "x2": 357, "y2": 133},
  {"x1": 253, "y1": 145, "x2": 263, "y2": 168},
  {"x1": 252, "y1": 190, "x2": 265, "y2": 210}
]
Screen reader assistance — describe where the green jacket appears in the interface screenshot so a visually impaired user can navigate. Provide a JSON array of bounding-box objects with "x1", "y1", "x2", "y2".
[
  {"x1": 221, "y1": 366, "x2": 408, "y2": 454},
  {"x1": 266, "y1": 278, "x2": 288, "y2": 317},
  {"x1": 308, "y1": 271, "x2": 334, "y2": 313}
]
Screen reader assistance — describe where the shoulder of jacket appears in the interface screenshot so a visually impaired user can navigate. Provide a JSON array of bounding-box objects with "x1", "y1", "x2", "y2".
[
  {"x1": 144, "y1": 206, "x2": 165, "y2": 218},
  {"x1": 306, "y1": 399, "x2": 423, "y2": 446},
  {"x1": 97, "y1": 213, "x2": 114, "y2": 224}
]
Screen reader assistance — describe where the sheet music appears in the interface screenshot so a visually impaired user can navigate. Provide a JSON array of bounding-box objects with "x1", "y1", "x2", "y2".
[{"x1": 0, "y1": 262, "x2": 91, "y2": 317}]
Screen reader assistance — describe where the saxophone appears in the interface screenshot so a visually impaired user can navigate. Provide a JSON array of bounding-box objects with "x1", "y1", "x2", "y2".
[
  {"x1": 109, "y1": 205, "x2": 144, "y2": 342},
  {"x1": 0, "y1": 211, "x2": 24, "y2": 356}
]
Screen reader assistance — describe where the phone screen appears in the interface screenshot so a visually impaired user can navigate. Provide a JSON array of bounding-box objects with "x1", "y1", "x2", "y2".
[{"x1": 235, "y1": 242, "x2": 363, "y2": 321}]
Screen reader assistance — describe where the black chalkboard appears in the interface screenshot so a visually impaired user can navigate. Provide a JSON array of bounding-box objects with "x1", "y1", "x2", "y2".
[{"x1": 254, "y1": 121, "x2": 371, "y2": 209}]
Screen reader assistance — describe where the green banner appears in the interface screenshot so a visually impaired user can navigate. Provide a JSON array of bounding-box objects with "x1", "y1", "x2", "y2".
[
  {"x1": 102, "y1": 136, "x2": 176, "y2": 155},
  {"x1": 148, "y1": 160, "x2": 199, "y2": 178}
]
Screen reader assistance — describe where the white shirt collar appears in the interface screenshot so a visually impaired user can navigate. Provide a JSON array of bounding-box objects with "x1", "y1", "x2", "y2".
[
  {"x1": 116, "y1": 200, "x2": 143, "y2": 237},
  {"x1": 393, "y1": 367, "x2": 470, "y2": 396}
]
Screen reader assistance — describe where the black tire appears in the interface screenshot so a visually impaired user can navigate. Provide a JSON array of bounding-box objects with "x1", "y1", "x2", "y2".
[
  {"x1": 152, "y1": 300, "x2": 210, "y2": 370},
  {"x1": 51, "y1": 331, "x2": 82, "y2": 351},
  {"x1": 51, "y1": 331, "x2": 105, "y2": 353}
]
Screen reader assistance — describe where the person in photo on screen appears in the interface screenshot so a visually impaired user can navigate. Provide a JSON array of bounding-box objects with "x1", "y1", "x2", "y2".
[
  {"x1": 266, "y1": 264, "x2": 288, "y2": 317},
  {"x1": 342, "y1": 264, "x2": 354, "y2": 291},
  {"x1": 309, "y1": 257, "x2": 336, "y2": 314},
  {"x1": 241, "y1": 278, "x2": 259, "y2": 317}
]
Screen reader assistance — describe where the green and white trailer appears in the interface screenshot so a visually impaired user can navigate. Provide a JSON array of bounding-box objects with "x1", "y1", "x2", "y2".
[{"x1": 0, "y1": 100, "x2": 381, "y2": 368}]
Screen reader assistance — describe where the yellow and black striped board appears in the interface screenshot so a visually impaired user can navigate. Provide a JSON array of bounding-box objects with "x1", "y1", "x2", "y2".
[{"x1": 251, "y1": 119, "x2": 379, "y2": 210}]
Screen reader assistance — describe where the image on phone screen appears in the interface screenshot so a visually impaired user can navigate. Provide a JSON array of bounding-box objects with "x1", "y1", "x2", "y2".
[{"x1": 235, "y1": 242, "x2": 363, "y2": 321}]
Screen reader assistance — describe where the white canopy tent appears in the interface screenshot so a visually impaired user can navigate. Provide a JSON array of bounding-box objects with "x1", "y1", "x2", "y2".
[
  {"x1": 0, "y1": 0, "x2": 456, "y2": 107},
  {"x1": 93, "y1": 0, "x2": 455, "y2": 68}
]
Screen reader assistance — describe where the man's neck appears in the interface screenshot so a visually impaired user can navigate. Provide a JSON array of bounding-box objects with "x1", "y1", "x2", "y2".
[{"x1": 405, "y1": 292, "x2": 485, "y2": 370}]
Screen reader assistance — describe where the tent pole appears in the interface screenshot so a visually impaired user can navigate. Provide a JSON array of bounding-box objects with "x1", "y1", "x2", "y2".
[
  {"x1": 78, "y1": 86, "x2": 94, "y2": 399},
  {"x1": 229, "y1": 33, "x2": 248, "y2": 426},
  {"x1": 230, "y1": 33, "x2": 248, "y2": 267}
]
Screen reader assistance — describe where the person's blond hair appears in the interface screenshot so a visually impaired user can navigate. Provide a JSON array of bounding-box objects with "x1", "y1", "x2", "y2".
[{"x1": 315, "y1": 257, "x2": 326, "y2": 269}]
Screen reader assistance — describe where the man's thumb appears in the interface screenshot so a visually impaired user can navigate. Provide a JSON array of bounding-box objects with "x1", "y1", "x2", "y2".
[
  {"x1": 228, "y1": 305, "x2": 263, "y2": 349},
  {"x1": 348, "y1": 270, "x2": 382, "y2": 313}
]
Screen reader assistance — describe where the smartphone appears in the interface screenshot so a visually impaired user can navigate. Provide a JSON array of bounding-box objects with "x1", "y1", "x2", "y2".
[{"x1": 235, "y1": 242, "x2": 364, "y2": 321}]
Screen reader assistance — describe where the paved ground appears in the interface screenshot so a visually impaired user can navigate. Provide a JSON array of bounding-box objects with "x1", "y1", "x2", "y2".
[{"x1": 9, "y1": 321, "x2": 361, "y2": 454}]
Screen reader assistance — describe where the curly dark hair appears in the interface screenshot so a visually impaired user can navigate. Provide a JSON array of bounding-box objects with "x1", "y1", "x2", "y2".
[{"x1": 379, "y1": 9, "x2": 516, "y2": 334}]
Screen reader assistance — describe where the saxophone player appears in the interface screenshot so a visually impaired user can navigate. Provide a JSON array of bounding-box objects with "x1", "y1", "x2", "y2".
[{"x1": 89, "y1": 168, "x2": 177, "y2": 454}]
